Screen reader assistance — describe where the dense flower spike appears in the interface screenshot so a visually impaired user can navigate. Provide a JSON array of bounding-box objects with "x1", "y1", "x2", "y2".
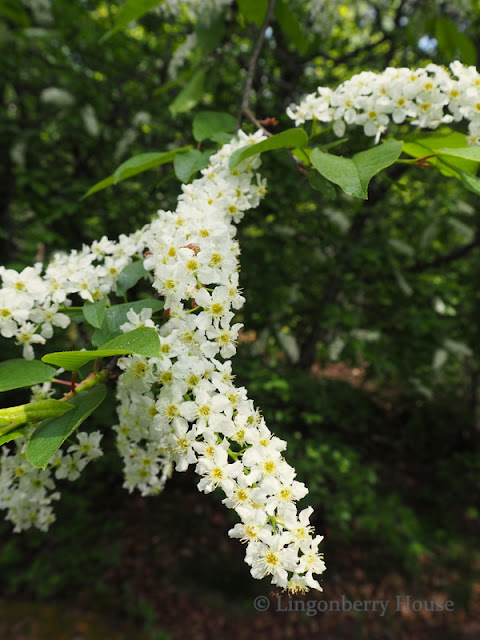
[
  {"x1": 0, "y1": 131, "x2": 326, "y2": 593},
  {"x1": 287, "y1": 61, "x2": 480, "y2": 144}
]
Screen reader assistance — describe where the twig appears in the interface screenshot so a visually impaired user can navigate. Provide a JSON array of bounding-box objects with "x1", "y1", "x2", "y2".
[
  {"x1": 243, "y1": 107, "x2": 273, "y2": 137},
  {"x1": 407, "y1": 236, "x2": 480, "y2": 274},
  {"x1": 237, "y1": 0, "x2": 277, "y2": 129}
]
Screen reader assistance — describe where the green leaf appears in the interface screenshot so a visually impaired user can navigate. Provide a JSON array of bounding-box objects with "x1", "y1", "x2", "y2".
[
  {"x1": 116, "y1": 260, "x2": 148, "y2": 297},
  {"x1": 0, "y1": 0, "x2": 31, "y2": 26},
  {"x1": 174, "y1": 149, "x2": 211, "y2": 183},
  {"x1": 403, "y1": 132, "x2": 478, "y2": 177},
  {"x1": 42, "y1": 350, "x2": 127, "y2": 371},
  {"x1": 193, "y1": 111, "x2": 237, "y2": 142},
  {"x1": 42, "y1": 329, "x2": 160, "y2": 371},
  {"x1": 91, "y1": 299, "x2": 164, "y2": 346},
  {"x1": 237, "y1": 0, "x2": 268, "y2": 25},
  {"x1": 82, "y1": 297, "x2": 107, "y2": 329},
  {"x1": 405, "y1": 6, "x2": 435, "y2": 47},
  {"x1": 42, "y1": 328, "x2": 161, "y2": 371},
  {"x1": 0, "y1": 399, "x2": 73, "y2": 428},
  {"x1": 229, "y1": 128, "x2": 309, "y2": 169},
  {"x1": 82, "y1": 148, "x2": 190, "y2": 198},
  {"x1": 113, "y1": 151, "x2": 186, "y2": 184},
  {"x1": 169, "y1": 68, "x2": 207, "y2": 116},
  {"x1": 0, "y1": 359, "x2": 56, "y2": 392},
  {"x1": 26, "y1": 385, "x2": 106, "y2": 469},
  {"x1": 101, "y1": 0, "x2": 163, "y2": 41},
  {"x1": 195, "y1": 12, "x2": 225, "y2": 55},
  {"x1": 100, "y1": 326, "x2": 161, "y2": 357},
  {"x1": 308, "y1": 171, "x2": 336, "y2": 197},
  {"x1": 210, "y1": 132, "x2": 234, "y2": 144},
  {"x1": 275, "y1": 0, "x2": 308, "y2": 54},
  {"x1": 457, "y1": 170, "x2": 480, "y2": 197},
  {"x1": 0, "y1": 427, "x2": 28, "y2": 446},
  {"x1": 436, "y1": 147, "x2": 480, "y2": 163},
  {"x1": 310, "y1": 139, "x2": 403, "y2": 199},
  {"x1": 435, "y1": 18, "x2": 476, "y2": 65}
]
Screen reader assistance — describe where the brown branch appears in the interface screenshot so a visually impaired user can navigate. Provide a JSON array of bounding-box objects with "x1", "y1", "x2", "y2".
[
  {"x1": 243, "y1": 107, "x2": 273, "y2": 137},
  {"x1": 317, "y1": 35, "x2": 387, "y2": 64},
  {"x1": 407, "y1": 236, "x2": 480, "y2": 274},
  {"x1": 237, "y1": 0, "x2": 277, "y2": 129}
]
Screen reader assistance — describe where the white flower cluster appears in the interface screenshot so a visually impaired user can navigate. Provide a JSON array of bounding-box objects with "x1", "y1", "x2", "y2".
[
  {"x1": 0, "y1": 385, "x2": 103, "y2": 532},
  {"x1": 0, "y1": 233, "x2": 146, "y2": 359},
  {"x1": 287, "y1": 61, "x2": 480, "y2": 144},
  {"x1": 0, "y1": 132, "x2": 326, "y2": 593},
  {"x1": 112, "y1": 132, "x2": 325, "y2": 593}
]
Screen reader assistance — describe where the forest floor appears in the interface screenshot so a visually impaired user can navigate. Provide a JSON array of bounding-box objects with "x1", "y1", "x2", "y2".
[{"x1": 0, "y1": 480, "x2": 479, "y2": 640}]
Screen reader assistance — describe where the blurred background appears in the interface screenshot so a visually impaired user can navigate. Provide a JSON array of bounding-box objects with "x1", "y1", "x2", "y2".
[{"x1": 1, "y1": 0, "x2": 480, "y2": 638}]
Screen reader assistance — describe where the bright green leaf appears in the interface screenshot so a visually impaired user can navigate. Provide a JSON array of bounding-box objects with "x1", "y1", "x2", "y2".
[
  {"x1": 436, "y1": 147, "x2": 480, "y2": 163},
  {"x1": 193, "y1": 111, "x2": 237, "y2": 142},
  {"x1": 403, "y1": 132, "x2": 478, "y2": 177},
  {"x1": 0, "y1": 359, "x2": 56, "y2": 392},
  {"x1": 229, "y1": 129, "x2": 309, "y2": 169},
  {"x1": 42, "y1": 328, "x2": 161, "y2": 370},
  {"x1": 169, "y1": 67, "x2": 207, "y2": 116},
  {"x1": 174, "y1": 149, "x2": 211, "y2": 183},
  {"x1": 116, "y1": 260, "x2": 148, "y2": 296},
  {"x1": 311, "y1": 139, "x2": 403, "y2": 199},
  {"x1": 26, "y1": 385, "x2": 106, "y2": 469},
  {"x1": 82, "y1": 148, "x2": 190, "y2": 198},
  {"x1": 100, "y1": 326, "x2": 161, "y2": 358},
  {"x1": 82, "y1": 297, "x2": 107, "y2": 329},
  {"x1": 42, "y1": 349, "x2": 129, "y2": 371}
]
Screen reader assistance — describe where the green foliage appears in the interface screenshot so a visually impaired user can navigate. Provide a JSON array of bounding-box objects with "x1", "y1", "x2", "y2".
[
  {"x1": 192, "y1": 111, "x2": 237, "y2": 142},
  {"x1": 310, "y1": 139, "x2": 404, "y2": 199},
  {"x1": 116, "y1": 261, "x2": 149, "y2": 297},
  {"x1": 0, "y1": 360, "x2": 56, "y2": 392},
  {"x1": 0, "y1": 400, "x2": 73, "y2": 431},
  {"x1": 238, "y1": 0, "x2": 268, "y2": 25},
  {"x1": 42, "y1": 327, "x2": 161, "y2": 370},
  {"x1": 229, "y1": 128, "x2": 308, "y2": 168},
  {"x1": 26, "y1": 385, "x2": 106, "y2": 468},
  {"x1": 435, "y1": 17, "x2": 477, "y2": 65},
  {"x1": 83, "y1": 298, "x2": 108, "y2": 329},
  {"x1": 91, "y1": 299, "x2": 164, "y2": 346},
  {"x1": 169, "y1": 68, "x2": 208, "y2": 116},
  {"x1": 102, "y1": 0, "x2": 164, "y2": 40},
  {"x1": 83, "y1": 149, "x2": 191, "y2": 198},
  {"x1": 173, "y1": 149, "x2": 211, "y2": 182}
]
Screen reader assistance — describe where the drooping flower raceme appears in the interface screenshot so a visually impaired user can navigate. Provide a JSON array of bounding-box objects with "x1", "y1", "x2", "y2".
[
  {"x1": 0, "y1": 130, "x2": 326, "y2": 594},
  {"x1": 287, "y1": 61, "x2": 480, "y2": 144},
  {"x1": 112, "y1": 131, "x2": 325, "y2": 593}
]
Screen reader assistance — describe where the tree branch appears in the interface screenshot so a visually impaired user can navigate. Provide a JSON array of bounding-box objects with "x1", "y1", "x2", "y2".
[
  {"x1": 237, "y1": 0, "x2": 277, "y2": 129},
  {"x1": 407, "y1": 236, "x2": 480, "y2": 274}
]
